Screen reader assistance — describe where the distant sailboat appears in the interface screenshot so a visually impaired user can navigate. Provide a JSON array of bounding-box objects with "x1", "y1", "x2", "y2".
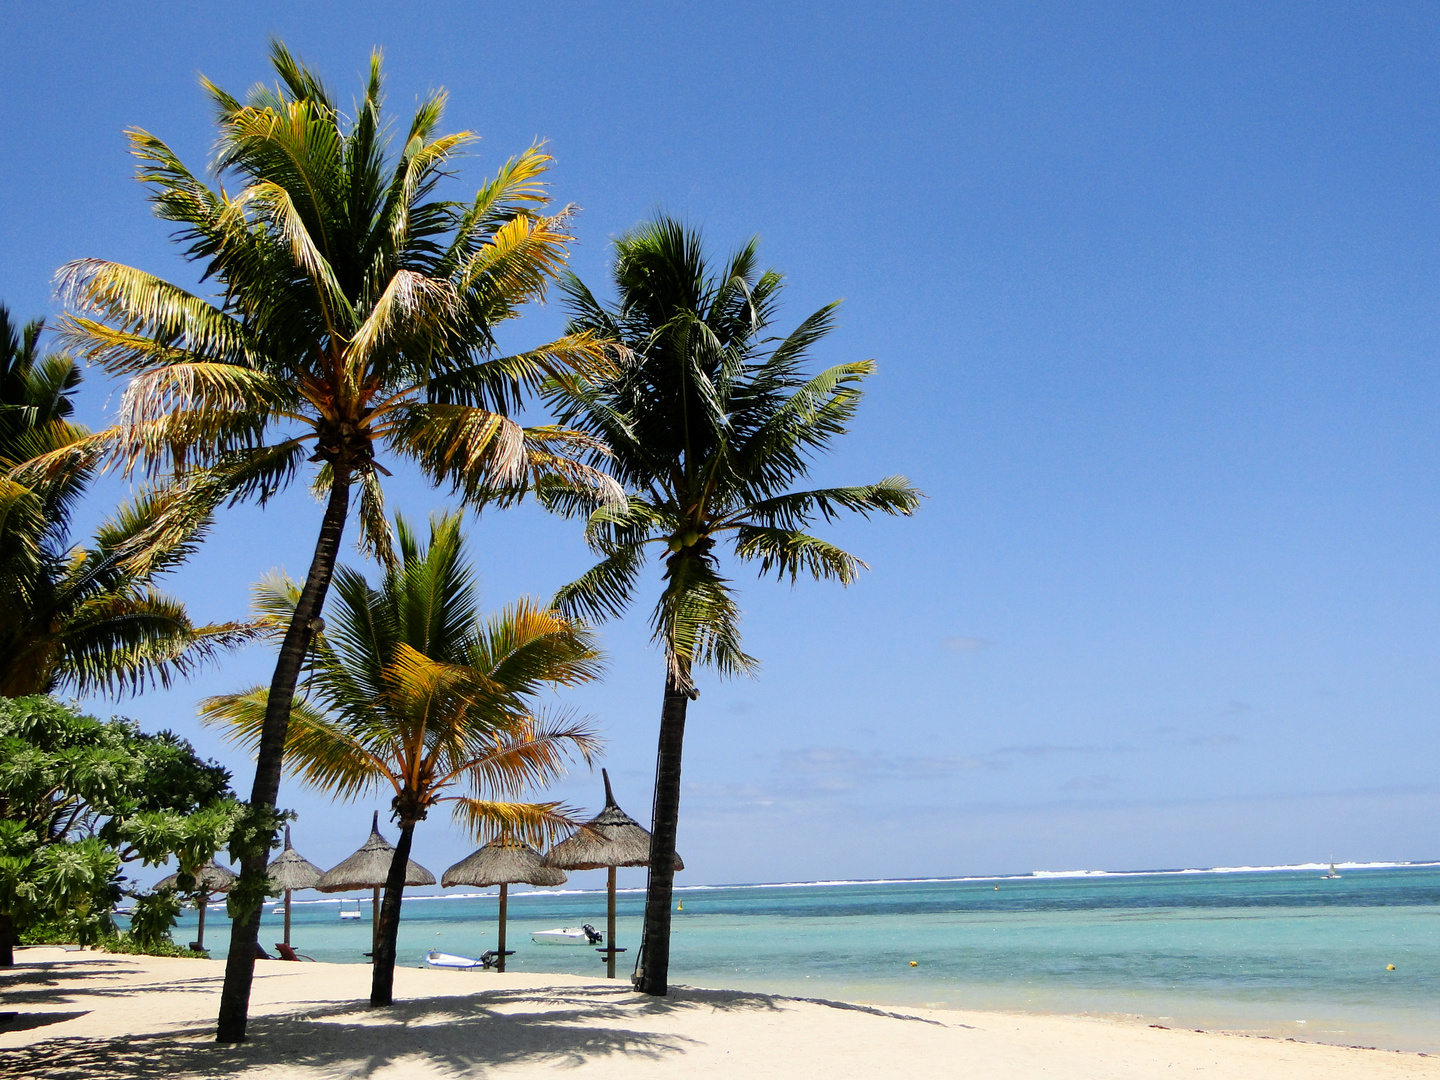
[{"x1": 1321, "y1": 859, "x2": 1341, "y2": 880}]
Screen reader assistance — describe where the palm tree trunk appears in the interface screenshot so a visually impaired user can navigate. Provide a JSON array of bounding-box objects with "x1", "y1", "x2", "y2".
[
  {"x1": 632, "y1": 669, "x2": 689, "y2": 996},
  {"x1": 0, "y1": 912, "x2": 14, "y2": 967},
  {"x1": 370, "y1": 819, "x2": 416, "y2": 1007},
  {"x1": 216, "y1": 468, "x2": 353, "y2": 1043}
]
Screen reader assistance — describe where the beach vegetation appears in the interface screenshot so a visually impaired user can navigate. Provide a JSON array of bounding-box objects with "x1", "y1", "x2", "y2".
[
  {"x1": 0, "y1": 305, "x2": 255, "y2": 698},
  {"x1": 202, "y1": 510, "x2": 601, "y2": 1006},
  {"x1": 0, "y1": 695, "x2": 236, "y2": 965},
  {"x1": 547, "y1": 217, "x2": 920, "y2": 994},
  {"x1": 50, "y1": 41, "x2": 619, "y2": 1039}
]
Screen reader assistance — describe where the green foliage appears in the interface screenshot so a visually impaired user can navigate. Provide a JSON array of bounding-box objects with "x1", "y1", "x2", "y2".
[
  {"x1": 125, "y1": 886, "x2": 183, "y2": 950},
  {"x1": 18, "y1": 915, "x2": 78, "y2": 945},
  {"x1": 203, "y1": 511, "x2": 601, "y2": 846},
  {"x1": 548, "y1": 217, "x2": 922, "y2": 688},
  {"x1": 0, "y1": 696, "x2": 238, "y2": 946},
  {"x1": 0, "y1": 304, "x2": 261, "y2": 699},
  {"x1": 0, "y1": 822, "x2": 119, "y2": 947},
  {"x1": 97, "y1": 932, "x2": 204, "y2": 958},
  {"x1": 56, "y1": 41, "x2": 620, "y2": 569}
]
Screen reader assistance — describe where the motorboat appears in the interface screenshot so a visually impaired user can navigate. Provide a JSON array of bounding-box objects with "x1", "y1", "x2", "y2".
[
  {"x1": 530, "y1": 924, "x2": 603, "y2": 945},
  {"x1": 427, "y1": 950, "x2": 485, "y2": 969},
  {"x1": 427, "y1": 949, "x2": 511, "y2": 970}
]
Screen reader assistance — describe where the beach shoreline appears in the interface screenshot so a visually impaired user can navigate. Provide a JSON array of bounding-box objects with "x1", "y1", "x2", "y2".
[{"x1": 2, "y1": 947, "x2": 1436, "y2": 1079}]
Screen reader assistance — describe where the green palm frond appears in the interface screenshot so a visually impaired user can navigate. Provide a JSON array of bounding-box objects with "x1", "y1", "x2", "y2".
[
  {"x1": 552, "y1": 216, "x2": 920, "y2": 684},
  {"x1": 206, "y1": 512, "x2": 602, "y2": 825},
  {"x1": 732, "y1": 526, "x2": 868, "y2": 584}
]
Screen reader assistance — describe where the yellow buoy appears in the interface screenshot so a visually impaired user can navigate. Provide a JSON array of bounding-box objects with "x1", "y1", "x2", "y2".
[
  {"x1": 677, "y1": 901, "x2": 683, "y2": 911},
  {"x1": 1387, "y1": 964, "x2": 1396, "y2": 971},
  {"x1": 909, "y1": 960, "x2": 918, "y2": 967}
]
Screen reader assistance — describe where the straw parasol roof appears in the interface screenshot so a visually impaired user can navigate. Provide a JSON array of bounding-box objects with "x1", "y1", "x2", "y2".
[
  {"x1": 154, "y1": 862, "x2": 237, "y2": 893},
  {"x1": 442, "y1": 838, "x2": 567, "y2": 888},
  {"x1": 267, "y1": 826, "x2": 323, "y2": 892},
  {"x1": 545, "y1": 769, "x2": 684, "y2": 871},
  {"x1": 315, "y1": 811, "x2": 436, "y2": 892}
]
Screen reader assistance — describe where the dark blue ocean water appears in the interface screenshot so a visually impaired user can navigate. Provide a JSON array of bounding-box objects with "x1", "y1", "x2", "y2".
[{"x1": 172, "y1": 863, "x2": 1440, "y2": 1052}]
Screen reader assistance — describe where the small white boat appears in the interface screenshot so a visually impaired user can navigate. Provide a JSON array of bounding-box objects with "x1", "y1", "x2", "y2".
[
  {"x1": 1322, "y1": 862, "x2": 1341, "y2": 880},
  {"x1": 427, "y1": 950, "x2": 484, "y2": 969},
  {"x1": 531, "y1": 924, "x2": 603, "y2": 946}
]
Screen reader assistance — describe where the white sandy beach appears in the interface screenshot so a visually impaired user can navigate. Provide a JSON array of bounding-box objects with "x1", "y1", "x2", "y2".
[{"x1": 1, "y1": 947, "x2": 1435, "y2": 1079}]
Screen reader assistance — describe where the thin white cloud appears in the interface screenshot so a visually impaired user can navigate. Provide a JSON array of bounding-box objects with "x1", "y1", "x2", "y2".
[
  {"x1": 1061, "y1": 774, "x2": 1121, "y2": 791},
  {"x1": 943, "y1": 635, "x2": 993, "y2": 653}
]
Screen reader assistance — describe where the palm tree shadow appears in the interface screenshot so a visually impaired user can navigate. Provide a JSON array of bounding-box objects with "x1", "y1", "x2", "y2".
[
  {"x1": 0, "y1": 979, "x2": 953, "y2": 1079},
  {"x1": 0, "y1": 990, "x2": 690, "y2": 1080}
]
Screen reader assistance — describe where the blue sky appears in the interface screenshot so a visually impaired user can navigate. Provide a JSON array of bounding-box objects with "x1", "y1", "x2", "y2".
[{"x1": 3, "y1": 2, "x2": 1439, "y2": 889}]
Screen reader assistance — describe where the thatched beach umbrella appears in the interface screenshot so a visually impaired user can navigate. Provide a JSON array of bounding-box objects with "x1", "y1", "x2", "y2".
[
  {"x1": 267, "y1": 826, "x2": 322, "y2": 947},
  {"x1": 154, "y1": 861, "x2": 236, "y2": 952},
  {"x1": 442, "y1": 838, "x2": 566, "y2": 972},
  {"x1": 544, "y1": 769, "x2": 683, "y2": 978},
  {"x1": 315, "y1": 811, "x2": 436, "y2": 955}
]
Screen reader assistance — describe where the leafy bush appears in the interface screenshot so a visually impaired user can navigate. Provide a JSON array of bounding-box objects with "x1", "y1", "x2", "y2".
[
  {"x1": 96, "y1": 932, "x2": 205, "y2": 959},
  {"x1": 0, "y1": 695, "x2": 240, "y2": 965},
  {"x1": 126, "y1": 887, "x2": 183, "y2": 950}
]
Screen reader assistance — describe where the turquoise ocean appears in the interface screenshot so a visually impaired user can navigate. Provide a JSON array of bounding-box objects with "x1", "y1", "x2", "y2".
[{"x1": 174, "y1": 863, "x2": 1440, "y2": 1053}]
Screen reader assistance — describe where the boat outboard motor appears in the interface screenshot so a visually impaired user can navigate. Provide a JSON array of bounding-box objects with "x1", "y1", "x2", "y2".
[{"x1": 582, "y1": 924, "x2": 603, "y2": 944}]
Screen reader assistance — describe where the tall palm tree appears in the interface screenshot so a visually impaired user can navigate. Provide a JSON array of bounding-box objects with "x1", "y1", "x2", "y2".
[
  {"x1": 202, "y1": 511, "x2": 602, "y2": 1006},
  {"x1": 52, "y1": 44, "x2": 617, "y2": 1040},
  {"x1": 547, "y1": 217, "x2": 921, "y2": 995},
  {"x1": 0, "y1": 305, "x2": 255, "y2": 697}
]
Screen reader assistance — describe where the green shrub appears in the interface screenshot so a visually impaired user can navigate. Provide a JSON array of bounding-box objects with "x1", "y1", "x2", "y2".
[
  {"x1": 96, "y1": 933, "x2": 206, "y2": 958},
  {"x1": 127, "y1": 888, "x2": 182, "y2": 950}
]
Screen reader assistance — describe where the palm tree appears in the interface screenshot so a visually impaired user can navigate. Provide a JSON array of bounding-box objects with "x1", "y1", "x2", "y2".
[
  {"x1": 202, "y1": 510, "x2": 602, "y2": 1006},
  {"x1": 547, "y1": 217, "x2": 921, "y2": 995},
  {"x1": 0, "y1": 305, "x2": 256, "y2": 697},
  {"x1": 52, "y1": 44, "x2": 618, "y2": 1040}
]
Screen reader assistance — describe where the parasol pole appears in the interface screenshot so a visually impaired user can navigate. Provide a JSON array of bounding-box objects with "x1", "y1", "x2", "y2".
[
  {"x1": 195, "y1": 889, "x2": 208, "y2": 951},
  {"x1": 497, "y1": 883, "x2": 509, "y2": 973},
  {"x1": 283, "y1": 889, "x2": 292, "y2": 947},
  {"x1": 607, "y1": 866, "x2": 618, "y2": 979}
]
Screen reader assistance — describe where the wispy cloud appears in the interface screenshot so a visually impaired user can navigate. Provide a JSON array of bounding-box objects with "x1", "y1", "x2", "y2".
[
  {"x1": 994, "y1": 743, "x2": 1137, "y2": 759},
  {"x1": 1186, "y1": 732, "x2": 1241, "y2": 748},
  {"x1": 1061, "y1": 774, "x2": 1120, "y2": 791},
  {"x1": 943, "y1": 635, "x2": 993, "y2": 653},
  {"x1": 776, "y1": 746, "x2": 988, "y2": 791}
]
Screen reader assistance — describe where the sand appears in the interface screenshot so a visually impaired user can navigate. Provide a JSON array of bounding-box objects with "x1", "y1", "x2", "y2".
[{"x1": 1, "y1": 947, "x2": 1435, "y2": 1079}]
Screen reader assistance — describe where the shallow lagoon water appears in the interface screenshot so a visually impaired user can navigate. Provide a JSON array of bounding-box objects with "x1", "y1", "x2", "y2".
[{"x1": 173, "y1": 864, "x2": 1440, "y2": 1052}]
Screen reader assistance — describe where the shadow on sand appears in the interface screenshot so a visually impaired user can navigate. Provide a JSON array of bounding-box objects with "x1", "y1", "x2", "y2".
[{"x1": 0, "y1": 968, "x2": 946, "y2": 1079}]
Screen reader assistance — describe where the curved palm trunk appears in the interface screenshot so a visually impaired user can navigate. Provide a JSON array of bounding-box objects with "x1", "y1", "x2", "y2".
[
  {"x1": 371, "y1": 820, "x2": 416, "y2": 1007},
  {"x1": 632, "y1": 671, "x2": 690, "y2": 996},
  {"x1": 216, "y1": 469, "x2": 353, "y2": 1043}
]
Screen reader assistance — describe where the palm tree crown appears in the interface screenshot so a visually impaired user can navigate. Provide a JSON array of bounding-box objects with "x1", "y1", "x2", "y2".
[
  {"x1": 0, "y1": 305, "x2": 255, "y2": 698},
  {"x1": 204, "y1": 511, "x2": 603, "y2": 837},
  {"x1": 55, "y1": 41, "x2": 617, "y2": 547},
  {"x1": 550, "y1": 217, "x2": 920, "y2": 686}
]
